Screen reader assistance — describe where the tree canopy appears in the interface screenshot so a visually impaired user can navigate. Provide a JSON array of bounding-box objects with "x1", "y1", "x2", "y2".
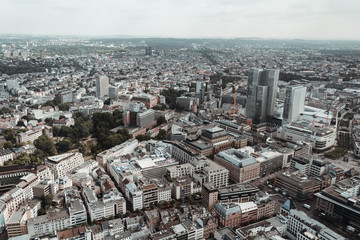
[{"x1": 34, "y1": 135, "x2": 57, "y2": 156}]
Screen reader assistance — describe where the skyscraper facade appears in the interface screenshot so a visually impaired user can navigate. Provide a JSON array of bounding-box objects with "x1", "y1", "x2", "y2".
[
  {"x1": 96, "y1": 76, "x2": 109, "y2": 97},
  {"x1": 246, "y1": 69, "x2": 279, "y2": 124},
  {"x1": 108, "y1": 86, "x2": 119, "y2": 100},
  {"x1": 283, "y1": 86, "x2": 306, "y2": 124}
]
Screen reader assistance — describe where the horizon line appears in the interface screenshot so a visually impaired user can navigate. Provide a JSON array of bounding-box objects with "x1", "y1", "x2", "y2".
[{"x1": 0, "y1": 33, "x2": 360, "y2": 42}]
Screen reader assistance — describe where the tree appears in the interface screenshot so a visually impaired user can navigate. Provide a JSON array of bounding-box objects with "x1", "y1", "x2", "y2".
[
  {"x1": 45, "y1": 118, "x2": 53, "y2": 126},
  {"x1": 152, "y1": 104, "x2": 166, "y2": 111},
  {"x1": 58, "y1": 103, "x2": 70, "y2": 111},
  {"x1": 156, "y1": 116, "x2": 167, "y2": 126},
  {"x1": 37, "y1": 208, "x2": 46, "y2": 216},
  {"x1": 16, "y1": 120, "x2": 26, "y2": 127},
  {"x1": 3, "y1": 128, "x2": 16, "y2": 144},
  {"x1": 13, "y1": 153, "x2": 31, "y2": 165},
  {"x1": 34, "y1": 135, "x2": 57, "y2": 156},
  {"x1": 104, "y1": 98, "x2": 111, "y2": 105},
  {"x1": 155, "y1": 129, "x2": 167, "y2": 140},
  {"x1": 42, "y1": 194, "x2": 53, "y2": 207},
  {"x1": 136, "y1": 134, "x2": 151, "y2": 142},
  {"x1": 3, "y1": 141, "x2": 13, "y2": 149},
  {"x1": 56, "y1": 138, "x2": 72, "y2": 153},
  {"x1": 161, "y1": 88, "x2": 181, "y2": 109}
]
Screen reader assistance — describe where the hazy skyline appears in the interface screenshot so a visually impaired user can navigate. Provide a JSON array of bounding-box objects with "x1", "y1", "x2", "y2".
[{"x1": 1, "y1": 0, "x2": 360, "y2": 40}]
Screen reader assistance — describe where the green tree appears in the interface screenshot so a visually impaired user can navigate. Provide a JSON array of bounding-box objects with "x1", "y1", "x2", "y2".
[
  {"x1": 3, "y1": 128, "x2": 16, "y2": 144},
  {"x1": 156, "y1": 116, "x2": 167, "y2": 126},
  {"x1": 56, "y1": 138, "x2": 72, "y2": 153},
  {"x1": 3, "y1": 141, "x2": 13, "y2": 149},
  {"x1": 155, "y1": 129, "x2": 167, "y2": 140},
  {"x1": 16, "y1": 120, "x2": 26, "y2": 127},
  {"x1": 34, "y1": 136, "x2": 57, "y2": 156},
  {"x1": 161, "y1": 88, "x2": 181, "y2": 109},
  {"x1": 104, "y1": 98, "x2": 111, "y2": 105},
  {"x1": 58, "y1": 103, "x2": 70, "y2": 111},
  {"x1": 136, "y1": 134, "x2": 151, "y2": 142}
]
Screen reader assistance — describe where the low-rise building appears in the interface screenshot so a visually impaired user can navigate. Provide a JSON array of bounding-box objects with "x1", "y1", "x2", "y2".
[
  {"x1": 287, "y1": 209, "x2": 346, "y2": 240},
  {"x1": 16, "y1": 125, "x2": 53, "y2": 144},
  {"x1": 275, "y1": 170, "x2": 323, "y2": 201},
  {"x1": 0, "y1": 149, "x2": 14, "y2": 166},
  {"x1": 27, "y1": 210, "x2": 71, "y2": 237},
  {"x1": 276, "y1": 122, "x2": 336, "y2": 151},
  {"x1": 214, "y1": 202, "x2": 258, "y2": 228}
]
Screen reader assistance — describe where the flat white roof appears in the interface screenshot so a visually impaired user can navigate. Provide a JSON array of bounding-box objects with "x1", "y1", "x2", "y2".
[{"x1": 136, "y1": 158, "x2": 156, "y2": 169}]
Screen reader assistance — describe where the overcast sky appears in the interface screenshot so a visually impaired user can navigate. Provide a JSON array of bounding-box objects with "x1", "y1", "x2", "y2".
[{"x1": 1, "y1": 0, "x2": 359, "y2": 40}]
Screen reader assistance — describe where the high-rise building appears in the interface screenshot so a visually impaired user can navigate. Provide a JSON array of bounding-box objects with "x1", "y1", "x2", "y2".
[
  {"x1": 96, "y1": 76, "x2": 109, "y2": 97},
  {"x1": 145, "y1": 46, "x2": 152, "y2": 56},
  {"x1": 108, "y1": 86, "x2": 119, "y2": 100},
  {"x1": 283, "y1": 86, "x2": 306, "y2": 123},
  {"x1": 246, "y1": 69, "x2": 279, "y2": 124},
  {"x1": 196, "y1": 81, "x2": 203, "y2": 93},
  {"x1": 137, "y1": 109, "x2": 155, "y2": 128}
]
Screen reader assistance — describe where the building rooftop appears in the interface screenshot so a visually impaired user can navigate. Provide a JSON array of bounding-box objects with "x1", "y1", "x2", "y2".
[
  {"x1": 217, "y1": 148, "x2": 257, "y2": 167},
  {"x1": 202, "y1": 126, "x2": 228, "y2": 139},
  {"x1": 47, "y1": 152, "x2": 76, "y2": 163},
  {"x1": 214, "y1": 202, "x2": 257, "y2": 217},
  {"x1": 218, "y1": 182, "x2": 259, "y2": 195}
]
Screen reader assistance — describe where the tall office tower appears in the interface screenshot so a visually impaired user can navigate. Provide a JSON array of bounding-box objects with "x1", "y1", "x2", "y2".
[
  {"x1": 108, "y1": 86, "x2": 119, "y2": 100},
  {"x1": 283, "y1": 86, "x2": 306, "y2": 124},
  {"x1": 196, "y1": 81, "x2": 202, "y2": 93},
  {"x1": 96, "y1": 76, "x2": 109, "y2": 97},
  {"x1": 246, "y1": 69, "x2": 279, "y2": 124},
  {"x1": 145, "y1": 46, "x2": 152, "y2": 56}
]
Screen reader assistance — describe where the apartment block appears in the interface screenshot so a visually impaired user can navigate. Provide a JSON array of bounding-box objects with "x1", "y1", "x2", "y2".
[{"x1": 45, "y1": 152, "x2": 84, "y2": 179}]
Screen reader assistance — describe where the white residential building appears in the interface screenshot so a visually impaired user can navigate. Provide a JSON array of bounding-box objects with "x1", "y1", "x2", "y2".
[
  {"x1": 166, "y1": 163, "x2": 195, "y2": 179},
  {"x1": 125, "y1": 182, "x2": 143, "y2": 210},
  {"x1": 0, "y1": 173, "x2": 38, "y2": 222},
  {"x1": 0, "y1": 149, "x2": 14, "y2": 166},
  {"x1": 158, "y1": 186, "x2": 172, "y2": 202},
  {"x1": 45, "y1": 152, "x2": 84, "y2": 179},
  {"x1": 27, "y1": 210, "x2": 71, "y2": 237},
  {"x1": 82, "y1": 187, "x2": 126, "y2": 222},
  {"x1": 96, "y1": 139, "x2": 138, "y2": 167},
  {"x1": 64, "y1": 187, "x2": 87, "y2": 226}
]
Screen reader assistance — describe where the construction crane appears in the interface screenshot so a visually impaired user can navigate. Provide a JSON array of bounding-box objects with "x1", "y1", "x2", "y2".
[
  {"x1": 233, "y1": 79, "x2": 237, "y2": 120},
  {"x1": 312, "y1": 113, "x2": 317, "y2": 126}
]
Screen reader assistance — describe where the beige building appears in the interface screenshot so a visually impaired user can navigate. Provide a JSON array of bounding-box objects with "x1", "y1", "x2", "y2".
[
  {"x1": 16, "y1": 125, "x2": 53, "y2": 144},
  {"x1": 214, "y1": 148, "x2": 260, "y2": 183}
]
